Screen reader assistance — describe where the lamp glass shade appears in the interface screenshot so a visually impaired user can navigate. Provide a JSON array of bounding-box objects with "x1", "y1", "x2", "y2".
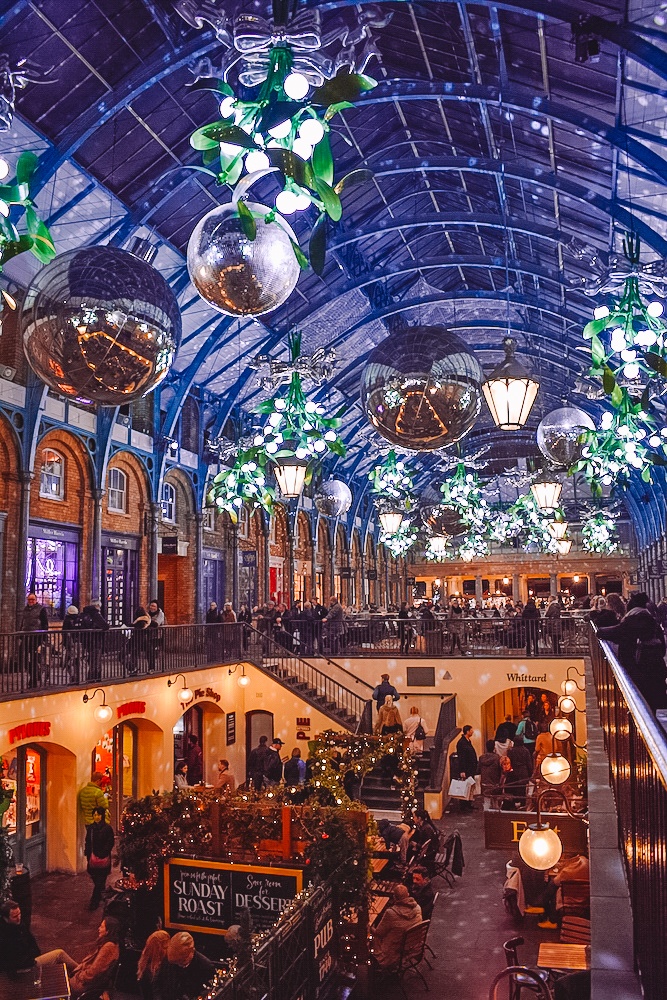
[
  {"x1": 238, "y1": 672, "x2": 251, "y2": 687},
  {"x1": 379, "y1": 510, "x2": 404, "y2": 535},
  {"x1": 482, "y1": 338, "x2": 539, "y2": 430},
  {"x1": 550, "y1": 717, "x2": 573, "y2": 739},
  {"x1": 555, "y1": 539, "x2": 572, "y2": 555},
  {"x1": 178, "y1": 686, "x2": 193, "y2": 704},
  {"x1": 429, "y1": 534, "x2": 450, "y2": 556},
  {"x1": 274, "y1": 459, "x2": 308, "y2": 498},
  {"x1": 558, "y1": 695, "x2": 576, "y2": 714},
  {"x1": 531, "y1": 478, "x2": 562, "y2": 512},
  {"x1": 540, "y1": 753, "x2": 572, "y2": 785},
  {"x1": 518, "y1": 823, "x2": 563, "y2": 870},
  {"x1": 561, "y1": 678, "x2": 578, "y2": 696},
  {"x1": 94, "y1": 704, "x2": 113, "y2": 724},
  {"x1": 548, "y1": 520, "x2": 569, "y2": 540}
]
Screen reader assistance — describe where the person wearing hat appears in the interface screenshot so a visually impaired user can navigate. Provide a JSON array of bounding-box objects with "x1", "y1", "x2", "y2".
[
  {"x1": 155, "y1": 931, "x2": 215, "y2": 1000},
  {"x1": 62, "y1": 604, "x2": 83, "y2": 681},
  {"x1": 263, "y1": 738, "x2": 285, "y2": 786},
  {"x1": 371, "y1": 883, "x2": 423, "y2": 970},
  {"x1": 372, "y1": 674, "x2": 399, "y2": 713}
]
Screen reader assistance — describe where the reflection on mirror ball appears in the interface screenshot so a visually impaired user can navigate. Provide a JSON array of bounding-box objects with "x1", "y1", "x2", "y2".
[
  {"x1": 22, "y1": 246, "x2": 181, "y2": 405},
  {"x1": 187, "y1": 202, "x2": 300, "y2": 317},
  {"x1": 536, "y1": 406, "x2": 595, "y2": 467},
  {"x1": 314, "y1": 479, "x2": 353, "y2": 517},
  {"x1": 420, "y1": 503, "x2": 464, "y2": 536},
  {"x1": 360, "y1": 325, "x2": 483, "y2": 450}
]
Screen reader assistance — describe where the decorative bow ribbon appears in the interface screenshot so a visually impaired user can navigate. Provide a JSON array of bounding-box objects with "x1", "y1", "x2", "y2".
[
  {"x1": 576, "y1": 258, "x2": 667, "y2": 298},
  {"x1": 234, "y1": 10, "x2": 322, "y2": 54}
]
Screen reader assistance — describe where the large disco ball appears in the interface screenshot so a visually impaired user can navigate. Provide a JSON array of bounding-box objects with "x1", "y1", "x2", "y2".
[
  {"x1": 314, "y1": 479, "x2": 353, "y2": 517},
  {"x1": 21, "y1": 245, "x2": 181, "y2": 405},
  {"x1": 187, "y1": 202, "x2": 300, "y2": 316},
  {"x1": 537, "y1": 406, "x2": 595, "y2": 467},
  {"x1": 360, "y1": 325, "x2": 483, "y2": 450},
  {"x1": 420, "y1": 503, "x2": 464, "y2": 536}
]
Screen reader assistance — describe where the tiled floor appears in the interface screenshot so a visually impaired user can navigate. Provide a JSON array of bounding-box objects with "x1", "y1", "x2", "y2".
[{"x1": 26, "y1": 800, "x2": 558, "y2": 999}]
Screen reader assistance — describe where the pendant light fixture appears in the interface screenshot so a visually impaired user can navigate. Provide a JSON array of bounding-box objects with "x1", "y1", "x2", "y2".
[
  {"x1": 379, "y1": 510, "x2": 404, "y2": 535},
  {"x1": 548, "y1": 517, "x2": 569, "y2": 541},
  {"x1": 555, "y1": 538, "x2": 572, "y2": 555},
  {"x1": 518, "y1": 788, "x2": 587, "y2": 870},
  {"x1": 429, "y1": 534, "x2": 450, "y2": 557},
  {"x1": 483, "y1": 337, "x2": 540, "y2": 430},
  {"x1": 273, "y1": 453, "x2": 309, "y2": 498},
  {"x1": 531, "y1": 470, "x2": 562, "y2": 512}
]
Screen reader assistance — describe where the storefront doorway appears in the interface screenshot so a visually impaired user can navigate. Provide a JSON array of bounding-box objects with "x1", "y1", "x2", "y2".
[
  {"x1": 203, "y1": 552, "x2": 226, "y2": 610},
  {"x1": 173, "y1": 705, "x2": 203, "y2": 780},
  {"x1": 102, "y1": 534, "x2": 140, "y2": 625},
  {"x1": 93, "y1": 722, "x2": 137, "y2": 831},
  {"x1": 26, "y1": 525, "x2": 79, "y2": 620},
  {"x1": 1, "y1": 745, "x2": 47, "y2": 875},
  {"x1": 481, "y1": 688, "x2": 562, "y2": 747},
  {"x1": 245, "y1": 710, "x2": 274, "y2": 770}
]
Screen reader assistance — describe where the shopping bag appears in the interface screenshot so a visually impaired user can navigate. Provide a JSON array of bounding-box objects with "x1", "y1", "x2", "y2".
[
  {"x1": 474, "y1": 775, "x2": 482, "y2": 797},
  {"x1": 448, "y1": 778, "x2": 471, "y2": 799}
]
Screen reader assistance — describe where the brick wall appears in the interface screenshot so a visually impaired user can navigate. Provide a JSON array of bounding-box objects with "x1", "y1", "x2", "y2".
[
  {"x1": 0, "y1": 414, "x2": 22, "y2": 629},
  {"x1": 157, "y1": 469, "x2": 196, "y2": 622},
  {"x1": 102, "y1": 450, "x2": 150, "y2": 612}
]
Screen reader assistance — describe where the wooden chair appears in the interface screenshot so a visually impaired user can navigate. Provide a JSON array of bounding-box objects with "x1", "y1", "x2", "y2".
[
  {"x1": 559, "y1": 916, "x2": 591, "y2": 945},
  {"x1": 396, "y1": 919, "x2": 431, "y2": 995},
  {"x1": 431, "y1": 830, "x2": 462, "y2": 887},
  {"x1": 503, "y1": 937, "x2": 550, "y2": 1000}
]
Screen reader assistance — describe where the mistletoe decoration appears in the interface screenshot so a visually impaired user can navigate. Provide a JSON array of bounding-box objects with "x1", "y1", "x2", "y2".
[
  {"x1": 439, "y1": 464, "x2": 489, "y2": 534},
  {"x1": 369, "y1": 450, "x2": 417, "y2": 511},
  {"x1": 254, "y1": 330, "x2": 345, "y2": 473},
  {"x1": 380, "y1": 518, "x2": 418, "y2": 557},
  {"x1": 0, "y1": 151, "x2": 56, "y2": 302},
  {"x1": 208, "y1": 447, "x2": 275, "y2": 523},
  {"x1": 581, "y1": 510, "x2": 619, "y2": 554},
  {"x1": 187, "y1": 19, "x2": 376, "y2": 273}
]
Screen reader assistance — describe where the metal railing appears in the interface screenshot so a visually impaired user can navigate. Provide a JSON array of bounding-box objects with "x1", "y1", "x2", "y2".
[
  {"x1": 428, "y1": 695, "x2": 459, "y2": 791},
  {"x1": 328, "y1": 612, "x2": 592, "y2": 657},
  {"x1": 590, "y1": 628, "x2": 667, "y2": 1000},
  {"x1": 0, "y1": 623, "x2": 373, "y2": 733}
]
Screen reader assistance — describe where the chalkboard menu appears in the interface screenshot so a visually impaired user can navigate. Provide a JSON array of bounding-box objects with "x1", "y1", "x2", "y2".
[
  {"x1": 312, "y1": 890, "x2": 336, "y2": 998},
  {"x1": 164, "y1": 859, "x2": 304, "y2": 935}
]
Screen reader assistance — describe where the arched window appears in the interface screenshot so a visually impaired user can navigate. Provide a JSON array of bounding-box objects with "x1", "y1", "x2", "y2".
[
  {"x1": 161, "y1": 482, "x2": 176, "y2": 523},
  {"x1": 39, "y1": 449, "x2": 64, "y2": 499},
  {"x1": 202, "y1": 505, "x2": 215, "y2": 531},
  {"x1": 107, "y1": 468, "x2": 127, "y2": 513},
  {"x1": 238, "y1": 504, "x2": 249, "y2": 538}
]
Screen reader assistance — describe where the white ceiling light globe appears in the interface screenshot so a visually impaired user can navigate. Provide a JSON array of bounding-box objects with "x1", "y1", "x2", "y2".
[
  {"x1": 558, "y1": 695, "x2": 576, "y2": 714},
  {"x1": 540, "y1": 753, "x2": 572, "y2": 785},
  {"x1": 219, "y1": 96, "x2": 235, "y2": 118},
  {"x1": 292, "y1": 137, "x2": 313, "y2": 160},
  {"x1": 275, "y1": 190, "x2": 299, "y2": 214},
  {"x1": 550, "y1": 716, "x2": 573, "y2": 739},
  {"x1": 268, "y1": 119, "x2": 292, "y2": 140},
  {"x1": 94, "y1": 704, "x2": 113, "y2": 724},
  {"x1": 560, "y1": 678, "x2": 578, "y2": 696},
  {"x1": 518, "y1": 824, "x2": 563, "y2": 870},
  {"x1": 245, "y1": 150, "x2": 271, "y2": 173},
  {"x1": 647, "y1": 301, "x2": 664, "y2": 318},
  {"x1": 283, "y1": 72, "x2": 309, "y2": 100},
  {"x1": 0, "y1": 158, "x2": 9, "y2": 180},
  {"x1": 298, "y1": 118, "x2": 325, "y2": 145},
  {"x1": 293, "y1": 193, "x2": 311, "y2": 211}
]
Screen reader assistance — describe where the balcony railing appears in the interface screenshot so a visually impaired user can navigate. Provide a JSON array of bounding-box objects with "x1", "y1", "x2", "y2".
[{"x1": 590, "y1": 629, "x2": 667, "y2": 1000}]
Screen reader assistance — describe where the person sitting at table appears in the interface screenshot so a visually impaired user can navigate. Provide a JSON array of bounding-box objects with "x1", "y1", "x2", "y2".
[
  {"x1": 377, "y1": 818, "x2": 412, "y2": 863},
  {"x1": 69, "y1": 916, "x2": 121, "y2": 998},
  {"x1": 538, "y1": 854, "x2": 590, "y2": 930},
  {"x1": 137, "y1": 929, "x2": 170, "y2": 999},
  {"x1": 408, "y1": 809, "x2": 440, "y2": 870},
  {"x1": 154, "y1": 931, "x2": 216, "y2": 1000},
  {"x1": 371, "y1": 884, "x2": 423, "y2": 971},
  {"x1": 407, "y1": 867, "x2": 436, "y2": 921},
  {"x1": 0, "y1": 898, "x2": 78, "y2": 979}
]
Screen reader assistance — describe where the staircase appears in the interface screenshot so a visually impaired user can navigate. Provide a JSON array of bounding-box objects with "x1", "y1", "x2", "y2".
[
  {"x1": 360, "y1": 750, "x2": 431, "y2": 814},
  {"x1": 246, "y1": 628, "x2": 373, "y2": 733}
]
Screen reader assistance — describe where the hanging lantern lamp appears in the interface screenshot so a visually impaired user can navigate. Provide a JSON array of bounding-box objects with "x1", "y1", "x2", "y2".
[
  {"x1": 482, "y1": 337, "x2": 540, "y2": 430},
  {"x1": 273, "y1": 454, "x2": 309, "y2": 498},
  {"x1": 531, "y1": 472, "x2": 562, "y2": 512},
  {"x1": 378, "y1": 510, "x2": 404, "y2": 535}
]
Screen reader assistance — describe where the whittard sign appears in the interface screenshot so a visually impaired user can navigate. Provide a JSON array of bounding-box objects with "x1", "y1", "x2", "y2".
[{"x1": 164, "y1": 859, "x2": 304, "y2": 934}]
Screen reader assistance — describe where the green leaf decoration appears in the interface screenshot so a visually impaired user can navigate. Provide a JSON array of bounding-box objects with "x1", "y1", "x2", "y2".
[
  {"x1": 324, "y1": 101, "x2": 355, "y2": 122},
  {"x1": 610, "y1": 383, "x2": 623, "y2": 408},
  {"x1": 201, "y1": 123, "x2": 260, "y2": 150},
  {"x1": 190, "y1": 124, "x2": 220, "y2": 151},
  {"x1": 312, "y1": 133, "x2": 334, "y2": 185},
  {"x1": 237, "y1": 200, "x2": 257, "y2": 241},
  {"x1": 641, "y1": 386, "x2": 651, "y2": 411},
  {"x1": 313, "y1": 177, "x2": 342, "y2": 221},
  {"x1": 644, "y1": 351, "x2": 667, "y2": 377},
  {"x1": 0, "y1": 184, "x2": 22, "y2": 204},
  {"x1": 602, "y1": 367, "x2": 616, "y2": 397},
  {"x1": 258, "y1": 101, "x2": 299, "y2": 133},
  {"x1": 312, "y1": 72, "x2": 377, "y2": 107},
  {"x1": 327, "y1": 439, "x2": 346, "y2": 457},
  {"x1": 16, "y1": 151, "x2": 38, "y2": 186},
  {"x1": 333, "y1": 168, "x2": 374, "y2": 195},
  {"x1": 641, "y1": 465, "x2": 652, "y2": 482},
  {"x1": 186, "y1": 77, "x2": 234, "y2": 96},
  {"x1": 266, "y1": 148, "x2": 312, "y2": 188},
  {"x1": 582, "y1": 317, "x2": 609, "y2": 339},
  {"x1": 309, "y1": 213, "x2": 327, "y2": 275},
  {"x1": 651, "y1": 452, "x2": 667, "y2": 466},
  {"x1": 590, "y1": 333, "x2": 605, "y2": 366},
  {"x1": 202, "y1": 146, "x2": 219, "y2": 166},
  {"x1": 290, "y1": 239, "x2": 310, "y2": 270},
  {"x1": 0, "y1": 234, "x2": 33, "y2": 264},
  {"x1": 221, "y1": 157, "x2": 244, "y2": 187},
  {"x1": 25, "y1": 206, "x2": 56, "y2": 263}
]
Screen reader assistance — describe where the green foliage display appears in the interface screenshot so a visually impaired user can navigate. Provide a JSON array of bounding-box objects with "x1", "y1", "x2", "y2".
[{"x1": 0, "y1": 152, "x2": 56, "y2": 288}]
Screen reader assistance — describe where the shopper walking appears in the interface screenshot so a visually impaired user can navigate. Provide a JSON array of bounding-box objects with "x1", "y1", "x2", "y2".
[
  {"x1": 247, "y1": 734, "x2": 270, "y2": 790},
  {"x1": 372, "y1": 673, "x2": 399, "y2": 712},
  {"x1": 283, "y1": 747, "x2": 307, "y2": 785},
  {"x1": 264, "y1": 738, "x2": 285, "y2": 786},
  {"x1": 403, "y1": 705, "x2": 427, "y2": 753},
  {"x1": 375, "y1": 695, "x2": 403, "y2": 735},
  {"x1": 80, "y1": 600, "x2": 109, "y2": 681},
  {"x1": 84, "y1": 806, "x2": 114, "y2": 909},
  {"x1": 19, "y1": 592, "x2": 49, "y2": 689},
  {"x1": 185, "y1": 734, "x2": 203, "y2": 785}
]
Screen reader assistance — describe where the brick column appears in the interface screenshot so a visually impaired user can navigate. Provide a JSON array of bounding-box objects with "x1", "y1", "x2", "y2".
[
  {"x1": 91, "y1": 488, "x2": 104, "y2": 603},
  {"x1": 194, "y1": 511, "x2": 204, "y2": 622},
  {"x1": 16, "y1": 471, "x2": 32, "y2": 625},
  {"x1": 148, "y1": 501, "x2": 160, "y2": 601}
]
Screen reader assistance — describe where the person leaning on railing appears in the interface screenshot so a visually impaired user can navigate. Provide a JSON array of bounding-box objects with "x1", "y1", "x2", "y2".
[{"x1": 597, "y1": 591, "x2": 667, "y2": 711}]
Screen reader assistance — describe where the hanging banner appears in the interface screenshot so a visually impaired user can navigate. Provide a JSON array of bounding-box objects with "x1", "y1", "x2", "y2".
[{"x1": 164, "y1": 858, "x2": 304, "y2": 935}]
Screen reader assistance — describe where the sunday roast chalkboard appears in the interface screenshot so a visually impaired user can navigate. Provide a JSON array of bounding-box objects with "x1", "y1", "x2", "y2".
[{"x1": 164, "y1": 859, "x2": 304, "y2": 934}]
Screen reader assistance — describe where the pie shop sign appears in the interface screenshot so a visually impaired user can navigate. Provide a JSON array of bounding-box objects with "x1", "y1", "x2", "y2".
[{"x1": 164, "y1": 858, "x2": 304, "y2": 934}]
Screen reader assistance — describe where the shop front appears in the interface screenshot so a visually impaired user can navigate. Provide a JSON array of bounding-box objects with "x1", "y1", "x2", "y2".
[
  {"x1": 203, "y1": 547, "x2": 226, "y2": 610},
  {"x1": 1, "y1": 740, "x2": 47, "y2": 875},
  {"x1": 26, "y1": 523, "x2": 79, "y2": 620},
  {"x1": 93, "y1": 719, "x2": 138, "y2": 832},
  {"x1": 101, "y1": 532, "x2": 141, "y2": 626}
]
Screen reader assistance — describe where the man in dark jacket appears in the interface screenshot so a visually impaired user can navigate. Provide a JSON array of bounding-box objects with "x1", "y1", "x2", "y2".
[
  {"x1": 80, "y1": 601, "x2": 109, "y2": 681},
  {"x1": 494, "y1": 716, "x2": 517, "y2": 743},
  {"x1": 323, "y1": 596, "x2": 345, "y2": 654},
  {"x1": 264, "y1": 738, "x2": 285, "y2": 785},
  {"x1": 522, "y1": 599, "x2": 541, "y2": 656},
  {"x1": 599, "y1": 594, "x2": 667, "y2": 710},
  {"x1": 456, "y1": 725, "x2": 478, "y2": 778},
  {"x1": 506, "y1": 735, "x2": 533, "y2": 807},
  {"x1": 0, "y1": 898, "x2": 40, "y2": 976},
  {"x1": 479, "y1": 739, "x2": 502, "y2": 800},
  {"x1": 247, "y1": 735, "x2": 270, "y2": 789},
  {"x1": 19, "y1": 592, "x2": 49, "y2": 689},
  {"x1": 408, "y1": 868, "x2": 436, "y2": 920},
  {"x1": 373, "y1": 673, "x2": 400, "y2": 712}
]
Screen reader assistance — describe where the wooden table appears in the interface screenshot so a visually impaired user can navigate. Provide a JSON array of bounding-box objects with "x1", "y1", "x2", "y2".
[
  {"x1": 1, "y1": 963, "x2": 70, "y2": 1000},
  {"x1": 368, "y1": 894, "x2": 390, "y2": 927},
  {"x1": 537, "y1": 943, "x2": 590, "y2": 972},
  {"x1": 370, "y1": 857, "x2": 388, "y2": 874}
]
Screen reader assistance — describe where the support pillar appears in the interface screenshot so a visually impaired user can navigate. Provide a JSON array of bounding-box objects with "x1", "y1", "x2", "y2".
[
  {"x1": 512, "y1": 573, "x2": 521, "y2": 604},
  {"x1": 263, "y1": 523, "x2": 270, "y2": 606},
  {"x1": 231, "y1": 522, "x2": 239, "y2": 610},
  {"x1": 475, "y1": 574, "x2": 483, "y2": 605},
  {"x1": 91, "y1": 488, "x2": 104, "y2": 603},
  {"x1": 148, "y1": 501, "x2": 160, "y2": 602},
  {"x1": 0, "y1": 512, "x2": 7, "y2": 618},
  {"x1": 16, "y1": 472, "x2": 32, "y2": 626},
  {"x1": 310, "y1": 520, "x2": 317, "y2": 603},
  {"x1": 550, "y1": 573, "x2": 558, "y2": 598},
  {"x1": 194, "y1": 512, "x2": 204, "y2": 622},
  {"x1": 359, "y1": 548, "x2": 366, "y2": 608},
  {"x1": 287, "y1": 518, "x2": 295, "y2": 608}
]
